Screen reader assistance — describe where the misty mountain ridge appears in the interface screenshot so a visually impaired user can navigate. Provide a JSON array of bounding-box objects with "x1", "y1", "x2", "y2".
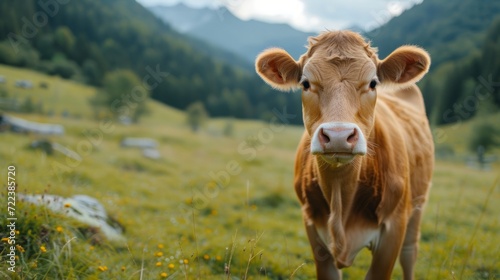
[
  {"x1": 149, "y1": 3, "x2": 317, "y2": 62},
  {"x1": 150, "y1": 3, "x2": 219, "y2": 33}
]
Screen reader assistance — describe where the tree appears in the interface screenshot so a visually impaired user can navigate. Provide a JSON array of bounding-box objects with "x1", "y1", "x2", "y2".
[
  {"x1": 82, "y1": 59, "x2": 102, "y2": 86},
  {"x1": 223, "y1": 119, "x2": 234, "y2": 137},
  {"x1": 468, "y1": 122, "x2": 499, "y2": 169},
  {"x1": 0, "y1": 42, "x2": 17, "y2": 65},
  {"x1": 21, "y1": 97, "x2": 35, "y2": 113},
  {"x1": 89, "y1": 70, "x2": 149, "y2": 122},
  {"x1": 469, "y1": 122, "x2": 499, "y2": 152},
  {"x1": 0, "y1": 86, "x2": 7, "y2": 98},
  {"x1": 54, "y1": 26, "x2": 76, "y2": 55},
  {"x1": 186, "y1": 101, "x2": 209, "y2": 132},
  {"x1": 50, "y1": 55, "x2": 80, "y2": 79}
]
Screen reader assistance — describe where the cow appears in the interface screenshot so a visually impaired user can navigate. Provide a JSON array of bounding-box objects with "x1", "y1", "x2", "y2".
[{"x1": 255, "y1": 30, "x2": 433, "y2": 280}]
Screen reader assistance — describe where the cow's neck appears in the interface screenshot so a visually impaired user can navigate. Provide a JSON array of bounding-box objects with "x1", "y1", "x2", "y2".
[{"x1": 315, "y1": 157, "x2": 362, "y2": 257}]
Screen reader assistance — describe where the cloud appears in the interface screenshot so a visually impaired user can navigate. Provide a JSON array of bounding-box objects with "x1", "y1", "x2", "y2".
[
  {"x1": 137, "y1": 0, "x2": 422, "y2": 32},
  {"x1": 292, "y1": 0, "x2": 423, "y2": 31},
  {"x1": 229, "y1": 0, "x2": 308, "y2": 27},
  {"x1": 140, "y1": 0, "x2": 219, "y2": 8}
]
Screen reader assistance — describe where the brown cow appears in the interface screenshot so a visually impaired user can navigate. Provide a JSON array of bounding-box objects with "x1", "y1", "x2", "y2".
[{"x1": 255, "y1": 31, "x2": 433, "y2": 280}]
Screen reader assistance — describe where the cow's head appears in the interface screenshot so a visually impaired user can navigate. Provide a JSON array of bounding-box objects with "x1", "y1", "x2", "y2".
[{"x1": 256, "y1": 31, "x2": 430, "y2": 167}]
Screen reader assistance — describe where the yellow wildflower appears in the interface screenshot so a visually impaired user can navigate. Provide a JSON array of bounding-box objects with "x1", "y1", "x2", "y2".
[
  {"x1": 215, "y1": 255, "x2": 222, "y2": 261},
  {"x1": 121, "y1": 266, "x2": 126, "y2": 272},
  {"x1": 56, "y1": 226, "x2": 63, "y2": 233},
  {"x1": 16, "y1": 245, "x2": 25, "y2": 253},
  {"x1": 98, "y1": 265, "x2": 108, "y2": 272},
  {"x1": 40, "y1": 246, "x2": 47, "y2": 253},
  {"x1": 203, "y1": 254, "x2": 210, "y2": 260},
  {"x1": 156, "y1": 262, "x2": 162, "y2": 267},
  {"x1": 160, "y1": 272, "x2": 168, "y2": 278},
  {"x1": 64, "y1": 203, "x2": 71, "y2": 208},
  {"x1": 155, "y1": 252, "x2": 163, "y2": 257},
  {"x1": 157, "y1": 244, "x2": 164, "y2": 249},
  {"x1": 168, "y1": 263, "x2": 175, "y2": 269},
  {"x1": 1, "y1": 237, "x2": 9, "y2": 242},
  {"x1": 183, "y1": 259, "x2": 189, "y2": 264}
]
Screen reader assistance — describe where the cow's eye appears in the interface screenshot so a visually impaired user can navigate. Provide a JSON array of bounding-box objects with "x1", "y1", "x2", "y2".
[
  {"x1": 369, "y1": 80, "x2": 377, "y2": 90},
  {"x1": 301, "y1": 80, "x2": 310, "y2": 91}
]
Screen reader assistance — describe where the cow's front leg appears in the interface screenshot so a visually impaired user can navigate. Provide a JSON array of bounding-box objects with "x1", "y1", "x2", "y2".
[
  {"x1": 399, "y1": 207, "x2": 424, "y2": 280},
  {"x1": 303, "y1": 219, "x2": 342, "y2": 280},
  {"x1": 365, "y1": 217, "x2": 407, "y2": 280}
]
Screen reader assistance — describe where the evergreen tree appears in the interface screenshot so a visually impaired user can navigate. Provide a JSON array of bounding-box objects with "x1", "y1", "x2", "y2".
[{"x1": 186, "y1": 101, "x2": 209, "y2": 132}]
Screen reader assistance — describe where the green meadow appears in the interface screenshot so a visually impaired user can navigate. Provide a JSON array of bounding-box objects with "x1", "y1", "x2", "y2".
[{"x1": 0, "y1": 64, "x2": 499, "y2": 279}]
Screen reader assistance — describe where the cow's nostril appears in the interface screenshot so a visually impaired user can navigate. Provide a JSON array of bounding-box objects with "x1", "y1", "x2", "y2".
[
  {"x1": 346, "y1": 129, "x2": 358, "y2": 144},
  {"x1": 320, "y1": 128, "x2": 331, "y2": 144}
]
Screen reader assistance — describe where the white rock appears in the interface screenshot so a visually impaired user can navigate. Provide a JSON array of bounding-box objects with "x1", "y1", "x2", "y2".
[{"x1": 19, "y1": 194, "x2": 125, "y2": 243}]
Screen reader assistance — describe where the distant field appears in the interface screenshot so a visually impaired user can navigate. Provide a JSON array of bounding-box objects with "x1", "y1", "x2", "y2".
[{"x1": 0, "y1": 65, "x2": 499, "y2": 279}]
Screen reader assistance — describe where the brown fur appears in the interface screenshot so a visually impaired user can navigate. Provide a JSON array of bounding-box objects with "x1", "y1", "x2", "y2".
[{"x1": 256, "y1": 31, "x2": 433, "y2": 280}]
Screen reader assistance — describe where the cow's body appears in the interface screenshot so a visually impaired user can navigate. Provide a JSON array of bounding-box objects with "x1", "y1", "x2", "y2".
[
  {"x1": 294, "y1": 86, "x2": 433, "y2": 279},
  {"x1": 256, "y1": 31, "x2": 434, "y2": 279}
]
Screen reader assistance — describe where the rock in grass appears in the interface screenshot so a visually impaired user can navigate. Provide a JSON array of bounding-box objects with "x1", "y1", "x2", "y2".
[{"x1": 19, "y1": 194, "x2": 125, "y2": 243}]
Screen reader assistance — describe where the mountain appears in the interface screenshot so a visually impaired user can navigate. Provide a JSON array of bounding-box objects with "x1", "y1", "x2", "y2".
[
  {"x1": 0, "y1": 0, "x2": 302, "y2": 123},
  {"x1": 149, "y1": 4, "x2": 317, "y2": 62},
  {"x1": 149, "y1": 3, "x2": 217, "y2": 33}
]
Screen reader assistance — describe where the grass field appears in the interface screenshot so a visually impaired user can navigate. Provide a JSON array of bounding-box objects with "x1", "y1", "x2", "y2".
[{"x1": 0, "y1": 64, "x2": 499, "y2": 279}]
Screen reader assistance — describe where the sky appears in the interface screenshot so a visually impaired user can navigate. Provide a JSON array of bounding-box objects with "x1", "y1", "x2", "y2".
[{"x1": 136, "y1": 0, "x2": 423, "y2": 32}]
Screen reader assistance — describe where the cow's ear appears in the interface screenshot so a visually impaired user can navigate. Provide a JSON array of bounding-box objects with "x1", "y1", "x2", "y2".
[
  {"x1": 255, "y1": 48, "x2": 301, "y2": 91},
  {"x1": 377, "y1": 46, "x2": 430, "y2": 86}
]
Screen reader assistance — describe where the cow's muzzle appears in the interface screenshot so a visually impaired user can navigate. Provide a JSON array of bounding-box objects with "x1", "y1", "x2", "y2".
[{"x1": 311, "y1": 122, "x2": 367, "y2": 165}]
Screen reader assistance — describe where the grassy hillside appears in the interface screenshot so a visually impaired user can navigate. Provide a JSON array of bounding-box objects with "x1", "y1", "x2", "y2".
[
  {"x1": 0, "y1": 64, "x2": 185, "y2": 123},
  {"x1": 0, "y1": 66, "x2": 499, "y2": 279},
  {"x1": 0, "y1": 64, "x2": 95, "y2": 117}
]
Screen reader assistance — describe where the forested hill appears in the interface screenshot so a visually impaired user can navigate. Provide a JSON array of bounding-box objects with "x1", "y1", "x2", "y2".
[
  {"x1": 0, "y1": 0, "x2": 302, "y2": 123},
  {"x1": 366, "y1": 0, "x2": 500, "y2": 124},
  {"x1": 429, "y1": 18, "x2": 500, "y2": 125},
  {"x1": 366, "y1": 0, "x2": 500, "y2": 69}
]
